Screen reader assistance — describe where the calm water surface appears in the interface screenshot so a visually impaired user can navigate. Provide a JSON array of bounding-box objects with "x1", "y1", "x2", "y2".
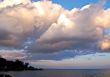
[{"x1": 1, "y1": 70, "x2": 110, "y2": 77}]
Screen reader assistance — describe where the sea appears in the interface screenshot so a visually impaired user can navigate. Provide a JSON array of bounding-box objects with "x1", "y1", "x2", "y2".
[{"x1": 0, "y1": 69, "x2": 110, "y2": 77}]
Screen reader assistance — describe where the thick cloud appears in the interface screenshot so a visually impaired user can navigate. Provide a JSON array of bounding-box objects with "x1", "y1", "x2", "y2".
[
  {"x1": 0, "y1": 1, "x2": 62, "y2": 49},
  {"x1": 31, "y1": 1, "x2": 110, "y2": 53},
  {"x1": 0, "y1": 0, "x2": 110, "y2": 58},
  {"x1": 0, "y1": 0, "x2": 31, "y2": 8}
]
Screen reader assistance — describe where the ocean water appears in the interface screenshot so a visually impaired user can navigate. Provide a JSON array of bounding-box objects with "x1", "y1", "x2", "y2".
[{"x1": 1, "y1": 70, "x2": 110, "y2": 77}]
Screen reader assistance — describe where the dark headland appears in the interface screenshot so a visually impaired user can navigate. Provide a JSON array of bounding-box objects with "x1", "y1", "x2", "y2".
[
  {"x1": 0, "y1": 57, "x2": 43, "y2": 71},
  {"x1": 0, "y1": 74, "x2": 12, "y2": 77}
]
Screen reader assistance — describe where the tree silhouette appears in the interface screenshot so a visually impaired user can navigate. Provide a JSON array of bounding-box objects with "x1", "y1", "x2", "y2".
[{"x1": 0, "y1": 57, "x2": 43, "y2": 71}]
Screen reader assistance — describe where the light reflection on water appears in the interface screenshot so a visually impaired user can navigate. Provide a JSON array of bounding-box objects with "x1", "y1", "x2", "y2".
[{"x1": 1, "y1": 70, "x2": 110, "y2": 77}]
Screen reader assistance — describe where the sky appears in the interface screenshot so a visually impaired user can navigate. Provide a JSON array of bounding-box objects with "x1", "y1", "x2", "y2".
[
  {"x1": 34, "y1": 0, "x2": 110, "y2": 9},
  {"x1": 0, "y1": 0, "x2": 110, "y2": 69}
]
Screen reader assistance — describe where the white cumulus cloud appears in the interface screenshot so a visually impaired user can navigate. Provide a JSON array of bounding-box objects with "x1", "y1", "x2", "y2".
[{"x1": 0, "y1": 0, "x2": 110, "y2": 58}]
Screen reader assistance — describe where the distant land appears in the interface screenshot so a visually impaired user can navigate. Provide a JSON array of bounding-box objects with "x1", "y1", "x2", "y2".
[
  {"x1": 0, "y1": 74, "x2": 12, "y2": 77},
  {"x1": 0, "y1": 57, "x2": 43, "y2": 71}
]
